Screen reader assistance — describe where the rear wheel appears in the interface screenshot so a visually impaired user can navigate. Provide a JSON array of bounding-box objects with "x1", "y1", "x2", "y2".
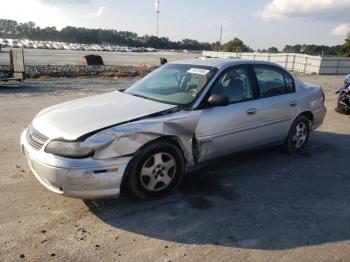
[
  {"x1": 127, "y1": 140, "x2": 185, "y2": 199},
  {"x1": 284, "y1": 115, "x2": 311, "y2": 153}
]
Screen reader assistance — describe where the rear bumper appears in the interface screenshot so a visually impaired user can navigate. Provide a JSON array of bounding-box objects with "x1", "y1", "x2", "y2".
[
  {"x1": 311, "y1": 105, "x2": 326, "y2": 131},
  {"x1": 21, "y1": 129, "x2": 131, "y2": 199}
]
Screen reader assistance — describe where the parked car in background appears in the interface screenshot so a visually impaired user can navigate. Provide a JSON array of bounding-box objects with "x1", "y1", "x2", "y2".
[
  {"x1": 0, "y1": 38, "x2": 158, "y2": 53},
  {"x1": 21, "y1": 58, "x2": 326, "y2": 200},
  {"x1": 0, "y1": 39, "x2": 9, "y2": 47}
]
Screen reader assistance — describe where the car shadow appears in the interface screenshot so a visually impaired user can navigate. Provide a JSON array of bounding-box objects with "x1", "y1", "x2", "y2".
[{"x1": 84, "y1": 131, "x2": 350, "y2": 250}]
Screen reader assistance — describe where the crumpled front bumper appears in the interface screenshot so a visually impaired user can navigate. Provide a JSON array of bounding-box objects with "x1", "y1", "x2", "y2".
[{"x1": 20, "y1": 128, "x2": 131, "y2": 199}]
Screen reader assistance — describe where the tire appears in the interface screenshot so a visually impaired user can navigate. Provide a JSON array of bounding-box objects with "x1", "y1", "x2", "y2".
[
  {"x1": 126, "y1": 139, "x2": 185, "y2": 199},
  {"x1": 336, "y1": 95, "x2": 350, "y2": 115},
  {"x1": 283, "y1": 115, "x2": 311, "y2": 154}
]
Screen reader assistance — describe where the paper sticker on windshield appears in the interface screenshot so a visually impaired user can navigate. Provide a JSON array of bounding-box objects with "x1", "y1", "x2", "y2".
[{"x1": 187, "y1": 68, "x2": 210, "y2": 75}]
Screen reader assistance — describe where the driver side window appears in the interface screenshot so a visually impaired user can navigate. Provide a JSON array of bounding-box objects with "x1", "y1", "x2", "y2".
[{"x1": 211, "y1": 66, "x2": 253, "y2": 103}]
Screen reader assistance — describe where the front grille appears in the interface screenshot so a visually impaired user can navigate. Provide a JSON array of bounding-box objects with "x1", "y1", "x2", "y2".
[{"x1": 27, "y1": 126, "x2": 49, "y2": 150}]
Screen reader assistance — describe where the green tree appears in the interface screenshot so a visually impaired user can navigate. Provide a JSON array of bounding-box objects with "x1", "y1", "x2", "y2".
[
  {"x1": 211, "y1": 41, "x2": 222, "y2": 51},
  {"x1": 223, "y1": 37, "x2": 252, "y2": 52},
  {"x1": 267, "y1": 47, "x2": 279, "y2": 53},
  {"x1": 338, "y1": 33, "x2": 350, "y2": 57},
  {"x1": 283, "y1": 44, "x2": 303, "y2": 53},
  {"x1": 0, "y1": 19, "x2": 18, "y2": 36},
  {"x1": 282, "y1": 43, "x2": 341, "y2": 56}
]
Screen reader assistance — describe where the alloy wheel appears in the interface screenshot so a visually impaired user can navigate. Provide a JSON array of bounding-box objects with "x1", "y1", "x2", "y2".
[
  {"x1": 140, "y1": 152, "x2": 176, "y2": 192},
  {"x1": 292, "y1": 122, "x2": 308, "y2": 149}
]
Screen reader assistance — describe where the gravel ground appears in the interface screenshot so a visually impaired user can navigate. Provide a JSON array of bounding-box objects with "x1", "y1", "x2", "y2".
[
  {"x1": 0, "y1": 65, "x2": 148, "y2": 79},
  {"x1": 0, "y1": 75, "x2": 350, "y2": 262},
  {"x1": 0, "y1": 49, "x2": 197, "y2": 78},
  {"x1": 0, "y1": 48, "x2": 198, "y2": 66}
]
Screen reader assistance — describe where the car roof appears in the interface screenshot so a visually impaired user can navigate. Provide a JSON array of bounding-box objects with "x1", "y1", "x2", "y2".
[{"x1": 170, "y1": 57, "x2": 282, "y2": 70}]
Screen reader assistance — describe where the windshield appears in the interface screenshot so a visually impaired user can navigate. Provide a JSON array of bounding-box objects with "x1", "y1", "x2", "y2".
[{"x1": 125, "y1": 64, "x2": 218, "y2": 105}]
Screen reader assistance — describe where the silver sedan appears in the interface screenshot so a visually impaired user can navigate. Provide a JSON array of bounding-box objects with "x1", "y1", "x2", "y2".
[{"x1": 21, "y1": 58, "x2": 326, "y2": 199}]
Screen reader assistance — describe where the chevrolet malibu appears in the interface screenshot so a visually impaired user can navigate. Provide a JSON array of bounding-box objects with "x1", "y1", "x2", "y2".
[{"x1": 21, "y1": 58, "x2": 326, "y2": 199}]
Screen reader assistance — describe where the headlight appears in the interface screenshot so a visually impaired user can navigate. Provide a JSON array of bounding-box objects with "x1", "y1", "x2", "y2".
[{"x1": 45, "y1": 140, "x2": 94, "y2": 158}]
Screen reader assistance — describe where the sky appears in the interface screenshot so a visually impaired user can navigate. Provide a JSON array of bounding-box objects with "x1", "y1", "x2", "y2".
[{"x1": 0, "y1": 0, "x2": 349, "y2": 49}]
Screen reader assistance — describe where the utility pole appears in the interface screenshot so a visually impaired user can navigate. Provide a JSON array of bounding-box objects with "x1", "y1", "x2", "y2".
[
  {"x1": 219, "y1": 26, "x2": 222, "y2": 52},
  {"x1": 155, "y1": 0, "x2": 160, "y2": 37}
]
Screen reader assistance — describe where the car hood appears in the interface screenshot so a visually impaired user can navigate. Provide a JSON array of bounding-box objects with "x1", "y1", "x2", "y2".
[{"x1": 32, "y1": 91, "x2": 176, "y2": 140}]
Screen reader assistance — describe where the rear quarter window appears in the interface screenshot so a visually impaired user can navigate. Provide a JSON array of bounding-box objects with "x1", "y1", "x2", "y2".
[{"x1": 283, "y1": 71, "x2": 296, "y2": 93}]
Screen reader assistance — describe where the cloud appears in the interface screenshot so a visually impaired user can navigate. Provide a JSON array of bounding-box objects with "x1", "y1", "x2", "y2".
[
  {"x1": 94, "y1": 6, "x2": 105, "y2": 17},
  {"x1": 83, "y1": 6, "x2": 105, "y2": 18},
  {"x1": 332, "y1": 23, "x2": 350, "y2": 36},
  {"x1": 258, "y1": 0, "x2": 350, "y2": 21}
]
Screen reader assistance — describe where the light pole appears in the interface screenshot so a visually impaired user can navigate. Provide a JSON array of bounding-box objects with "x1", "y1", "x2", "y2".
[
  {"x1": 155, "y1": 0, "x2": 160, "y2": 37},
  {"x1": 219, "y1": 26, "x2": 222, "y2": 52}
]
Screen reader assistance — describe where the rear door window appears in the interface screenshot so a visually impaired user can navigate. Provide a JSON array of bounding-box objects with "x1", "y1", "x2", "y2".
[{"x1": 253, "y1": 65, "x2": 291, "y2": 98}]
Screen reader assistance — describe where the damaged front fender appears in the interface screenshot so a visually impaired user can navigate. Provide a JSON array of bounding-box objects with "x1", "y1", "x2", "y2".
[{"x1": 84, "y1": 110, "x2": 202, "y2": 167}]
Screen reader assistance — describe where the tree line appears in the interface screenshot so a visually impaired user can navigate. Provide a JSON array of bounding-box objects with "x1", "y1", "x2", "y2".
[
  {"x1": 0, "y1": 19, "x2": 211, "y2": 50},
  {"x1": 0, "y1": 19, "x2": 349, "y2": 56},
  {"x1": 211, "y1": 38, "x2": 347, "y2": 56},
  {"x1": 338, "y1": 32, "x2": 350, "y2": 57}
]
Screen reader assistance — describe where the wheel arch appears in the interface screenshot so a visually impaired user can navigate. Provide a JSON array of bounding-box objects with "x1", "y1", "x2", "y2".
[
  {"x1": 299, "y1": 111, "x2": 314, "y2": 122},
  {"x1": 297, "y1": 111, "x2": 314, "y2": 130},
  {"x1": 289, "y1": 111, "x2": 314, "y2": 130},
  {"x1": 284, "y1": 111, "x2": 314, "y2": 143},
  {"x1": 120, "y1": 135, "x2": 186, "y2": 194}
]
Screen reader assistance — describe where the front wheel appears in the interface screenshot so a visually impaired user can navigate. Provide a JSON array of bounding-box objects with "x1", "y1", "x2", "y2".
[
  {"x1": 283, "y1": 115, "x2": 311, "y2": 153},
  {"x1": 127, "y1": 140, "x2": 185, "y2": 199}
]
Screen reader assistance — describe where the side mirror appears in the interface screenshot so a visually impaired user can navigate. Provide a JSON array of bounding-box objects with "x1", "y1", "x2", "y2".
[{"x1": 208, "y1": 94, "x2": 229, "y2": 107}]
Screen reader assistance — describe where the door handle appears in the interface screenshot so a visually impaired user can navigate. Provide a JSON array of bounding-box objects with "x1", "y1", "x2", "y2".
[
  {"x1": 247, "y1": 108, "x2": 257, "y2": 115},
  {"x1": 289, "y1": 101, "x2": 297, "y2": 107}
]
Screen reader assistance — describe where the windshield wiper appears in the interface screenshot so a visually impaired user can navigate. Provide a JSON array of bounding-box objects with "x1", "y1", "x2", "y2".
[{"x1": 128, "y1": 92, "x2": 180, "y2": 106}]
